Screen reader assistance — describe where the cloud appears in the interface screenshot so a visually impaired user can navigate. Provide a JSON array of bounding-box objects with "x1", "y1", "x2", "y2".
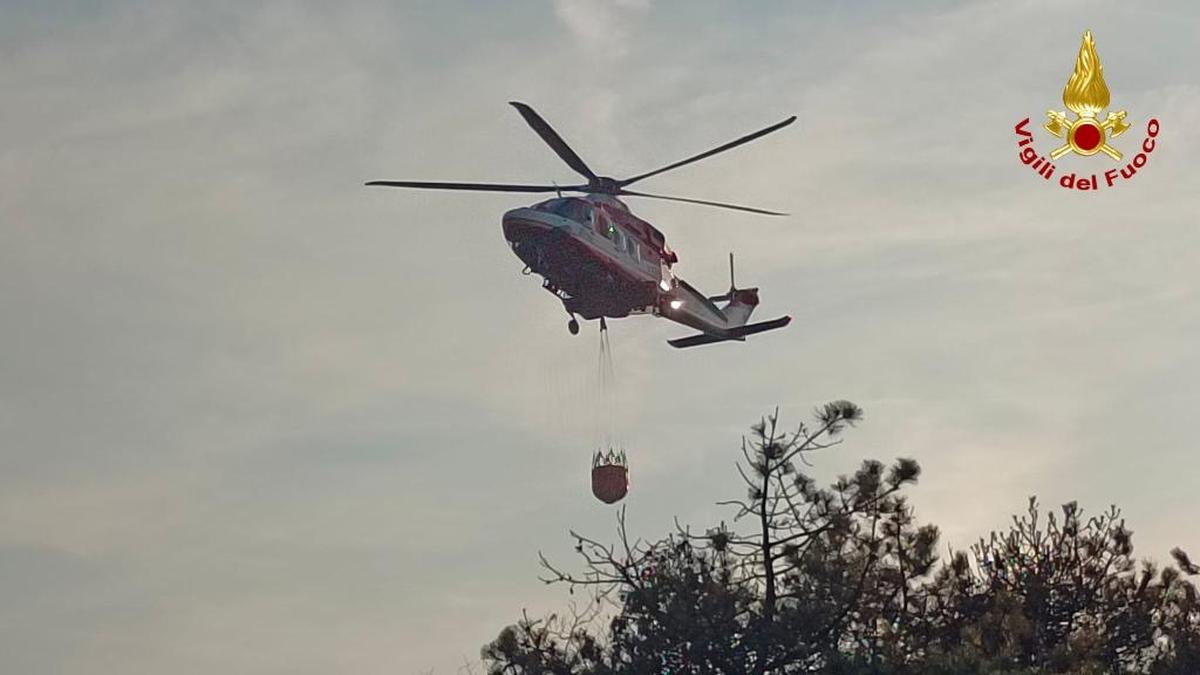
[{"x1": 552, "y1": 0, "x2": 651, "y2": 60}]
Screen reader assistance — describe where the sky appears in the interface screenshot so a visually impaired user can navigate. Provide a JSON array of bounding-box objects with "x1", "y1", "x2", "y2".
[{"x1": 3, "y1": 1, "x2": 1200, "y2": 673}]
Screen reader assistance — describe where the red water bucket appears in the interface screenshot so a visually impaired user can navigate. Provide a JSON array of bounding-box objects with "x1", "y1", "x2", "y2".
[{"x1": 591, "y1": 449, "x2": 629, "y2": 504}]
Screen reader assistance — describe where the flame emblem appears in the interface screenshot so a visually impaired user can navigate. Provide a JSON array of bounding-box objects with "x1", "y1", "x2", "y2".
[{"x1": 1044, "y1": 31, "x2": 1130, "y2": 160}]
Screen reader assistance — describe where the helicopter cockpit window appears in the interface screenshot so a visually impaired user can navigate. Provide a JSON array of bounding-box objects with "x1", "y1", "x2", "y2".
[
  {"x1": 595, "y1": 213, "x2": 615, "y2": 240},
  {"x1": 536, "y1": 198, "x2": 591, "y2": 222}
]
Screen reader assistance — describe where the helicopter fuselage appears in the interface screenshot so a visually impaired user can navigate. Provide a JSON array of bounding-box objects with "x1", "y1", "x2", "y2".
[
  {"x1": 500, "y1": 194, "x2": 771, "y2": 345},
  {"x1": 502, "y1": 195, "x2": 665, "y2": 321}
]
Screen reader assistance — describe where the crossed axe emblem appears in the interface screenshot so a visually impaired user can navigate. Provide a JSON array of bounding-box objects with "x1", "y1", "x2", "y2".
[{"x1": 1044, "y1": 109, "x2": 1131, "y2": 160}]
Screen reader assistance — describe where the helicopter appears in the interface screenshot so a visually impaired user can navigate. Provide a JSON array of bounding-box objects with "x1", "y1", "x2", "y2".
[{"x1": 368, "y1": 102, "x2": 794, "y2": 348}]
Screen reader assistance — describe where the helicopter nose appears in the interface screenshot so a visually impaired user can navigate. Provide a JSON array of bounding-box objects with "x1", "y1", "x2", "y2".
[
  {"x1": 502, "y1": 207, "x2": 557, "y2": 228},
  {"x1": 502, "y1": 207, "x2": 558, "y2": 243}
]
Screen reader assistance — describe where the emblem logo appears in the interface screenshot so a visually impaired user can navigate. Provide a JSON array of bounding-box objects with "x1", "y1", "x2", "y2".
[
  {"x1": 1043, "y1": 30, "x2": 1128, "y2": 160},
  {"x1": 1012, "y1": 30, "x2": 1159, "y2": 191}
]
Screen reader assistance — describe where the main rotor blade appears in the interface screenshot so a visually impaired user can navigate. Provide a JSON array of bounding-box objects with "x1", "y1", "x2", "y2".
[
  {"x1": 619, "y1": 189, "x2": 787, "y2": 216},
  {"x1": 619, "y1": 115, "x2": 797, "y2": 187},
  {"x1": 366, "y1": 180, "x2": 583, "y2": 193},
  {"x1": 509, "y1": 101, "x2": 598, "y2": 182}
]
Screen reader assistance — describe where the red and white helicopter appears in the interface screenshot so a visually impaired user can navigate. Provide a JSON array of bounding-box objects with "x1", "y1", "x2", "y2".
[{"x1": 368, "y1": 102, "x2": 794, "y2": 348}]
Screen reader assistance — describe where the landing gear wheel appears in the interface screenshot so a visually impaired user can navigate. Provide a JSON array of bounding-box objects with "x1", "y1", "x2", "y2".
[{"x1": 568, "y1": 318, "x2": 580, "y2": 335}]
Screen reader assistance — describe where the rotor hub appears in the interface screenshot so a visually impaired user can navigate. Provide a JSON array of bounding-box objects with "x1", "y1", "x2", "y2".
[{"x1": 589, "y1": 176, "x2": 622, "y2": 194}]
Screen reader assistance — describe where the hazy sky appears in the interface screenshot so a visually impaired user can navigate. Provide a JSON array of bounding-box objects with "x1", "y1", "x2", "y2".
[{"x1": 4, "y1": 1, "x2": 1200, "y2": 673}]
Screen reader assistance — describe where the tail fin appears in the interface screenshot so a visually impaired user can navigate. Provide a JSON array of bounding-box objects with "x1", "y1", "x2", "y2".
[
  {"x1": 668, "y1": 315, "x2": 791, "y2": 349},
  {"x1": 707, "y1": 253, "x2": 758, "y2": 328}
]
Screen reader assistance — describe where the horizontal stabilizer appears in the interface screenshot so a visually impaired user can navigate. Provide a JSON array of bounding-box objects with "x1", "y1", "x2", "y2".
[{"x1": 667, "y1": 315, "x2": 791, "y2": 349}]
